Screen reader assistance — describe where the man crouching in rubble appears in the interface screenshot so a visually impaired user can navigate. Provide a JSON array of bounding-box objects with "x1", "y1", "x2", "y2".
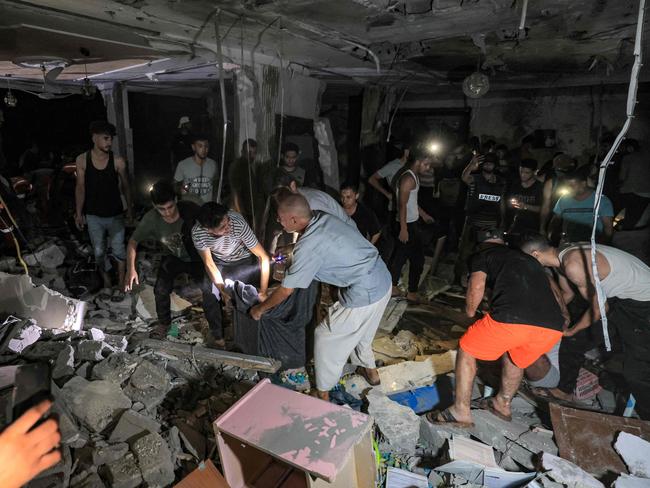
[
  {"x1": 250, "y1": 194, "x2": 391, "y2": 400},
  {"x1": 427, "y1": 229, "x2": 564, "y2": 426},
  {"x1": 125, "y1": 181, "x2": 221, "y2": 341}
]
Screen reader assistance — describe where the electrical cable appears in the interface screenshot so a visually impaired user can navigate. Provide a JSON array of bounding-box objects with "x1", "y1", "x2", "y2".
[
  {"x1": 241, "y1": 17, "x2": 256, "y2": 234},
  {"x1": 590, "y1": 0, "x2": 645, "y2": 351},
  {"x1": 214, "y1": 10, "x2": 229, "y2": 204},
  {"x1": 276, "y1": 25, "x2": 286, "y2": 167},
  {"x1": 0, "y1": 211, "x2": 28, "y2": 275}
]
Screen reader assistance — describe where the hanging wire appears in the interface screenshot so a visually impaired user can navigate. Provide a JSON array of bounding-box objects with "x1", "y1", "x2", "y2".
[
  {"x1": 590, "y1": 0, "x2": 646, "y2": 351},
  {"x1": 276, "y1": 23, "x2": 286, "y2": 167},
  {"x1": 241, "y1": 17, "x2": 256, "y2": 232},
  {"x1": 213, "y1": 10, "x2": 229, "y2": 204}
]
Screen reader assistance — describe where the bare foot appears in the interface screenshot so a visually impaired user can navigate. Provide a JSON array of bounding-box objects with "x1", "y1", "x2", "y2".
[
  {"x1": 490, "y1": 395, "x2": 513, "y2": 420},
  {"x1": 391, "y1": 285, "x2": 404, "y2": 297},
  {"x1": 315, "y1": 390, "x2": 329, "y2": 401}
]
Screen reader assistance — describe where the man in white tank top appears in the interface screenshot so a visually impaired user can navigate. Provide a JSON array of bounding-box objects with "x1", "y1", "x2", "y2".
[{"x1": 521, "y1": 234, "x2": 650, "y2": 420}]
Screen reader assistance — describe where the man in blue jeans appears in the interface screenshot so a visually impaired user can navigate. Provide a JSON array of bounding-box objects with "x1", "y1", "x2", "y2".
[{"x1": 75, "y1": 121, "x2": 132, "y2": 300}]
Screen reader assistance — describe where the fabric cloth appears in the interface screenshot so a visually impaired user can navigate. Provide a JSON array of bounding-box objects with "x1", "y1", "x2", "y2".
[
  {"x1": 298, "y1": 187, "x2": 355, "y2": 227},
  {"x1": 192, "y1": 211, "x2": 257, "y2": 263},
  {"x1": 469, "y1": 244, "x2": 564, "y2": 330},
  {"x1": 131, "y1": 201, "x2": 199, "y2": 262},
  {"x1": 314, "y1": 287, "x2": 391, "y2": 390},
  {"x1": 282, "y1": 212, "x2": 392, "y2": 308},
  {"x1": 86, "y1": 214, "x2": 126, "y2": 271},
  {"x1": 376, "y1": 158, "x2": 402, "y2": 185},
  {"x1": 350, "y1": 202, "x2": 381, "y2": 241},
  {"x1": 390, "y1": 221, "x2": 425, "y2": 292},
  {"x1": 558, "y1": 244, "x2": 650, "y2": 302},
  {"x1": 83, "y1": 151, "x2": 123, "y2": 217},
  {"x1": 228, "y1": 279, "x2": 319, "y2": 370},
  {"x1": 154, "y1": 255, "x2": 220, "y2": 334},
  {"x1": 506, "y1": 180, "x2": 543, "y2": 232},
  {"x1": 395, "y1": 169, "x2": 420, "y2": 223},
  {"x1": 553, "y1": 192, "x2": 613, "y2": 241},
  {"x1": 465, "y1": 173, "x2": 506, "y2": 228},
  {"x1": 174, "y1": 157, "x2": 218, "y2": 203},
  {"x1": 460, "y1": 314, "x2": 563, "y2": 369}
]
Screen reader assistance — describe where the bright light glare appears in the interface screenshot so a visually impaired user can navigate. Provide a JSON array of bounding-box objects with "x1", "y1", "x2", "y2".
[
  {"x1": 558, "y1": 187, "x2": 570, "y2": 197},
  {"x1": 428, "y1": 141, "x2": 441, "y2": 154}
]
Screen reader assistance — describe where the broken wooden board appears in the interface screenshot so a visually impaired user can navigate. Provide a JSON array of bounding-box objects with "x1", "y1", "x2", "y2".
[
  {"x1": 550, "y1": 403, "x2": 650, "y2": 478},
  {"x1": 139, "y1": 339, "x2": 281, "y2": 373},
  {"x1": 175, "y1": 459, "x2": 230, "y2": 488}
]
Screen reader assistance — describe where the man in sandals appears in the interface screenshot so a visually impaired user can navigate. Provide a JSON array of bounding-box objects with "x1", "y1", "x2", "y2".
[
  {"x1": 428, "y1": 229, "x2": 564, "y2": 426},
  {"x1": 125, "y1": 181, "x2": 220, "y2": 341}
]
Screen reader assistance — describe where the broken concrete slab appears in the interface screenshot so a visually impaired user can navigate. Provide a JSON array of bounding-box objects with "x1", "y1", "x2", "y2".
[
  {"x1": 135, "y1": 284, "x2": 191, "y2": 320},
  {"x1": 123, "y1": 359, "x2": 172, "y2": 411},
  {"x1": 60, "y1": 377, "x2": 131, "y2": 433},
  {"x1": 138, "y1": 338, "x2": 281, "y2": 373},
  {"x1": 76, "y1": 340, "x2": 107, "y2": 361},
  {"x1": 7, "y1": 320, "x2": 42, "y2": 353},
  {"x1": 52, "y1": 344, "x2": 75, "y2": 379},
  {"x1": 131, "y1": 431, "x2": 175, "y2": 487},
  {"x1": 378, "y1": 297, "x2": 409, "y2": 333},
  {"x1": 21, "y1": 339, "x2": 67, "y2": 360},
  {"x1": 109, "y1": 409, "x2": 161, "y2": 443},
  {"x1": 613, "y1": 474, "x2": 650, "y2": 488},
  {"x1": 378, "y1": 351, "x2": 456, "y2": 393},
  {"x1": 23, "y1": 242, "x2": 66, "y2": 269},
  {"x1": 104, "y1": 453, "x2": 142, "y2": 488},
  {"x1": 541, "y1": 453, "x2": 605, "y2": 488},
  {"x1": 92, "y1": 442, "x2": 129, "y2": 466},
  {"x1": 70, "y1": 471, "x2": 106, "y2": 488},
  {"x1": 91, "y1": 352, "x2": 140, "y2": 384},
  {"x1": 615, "y1": 432, "x2": 650, "y2": 478},
  {"x1": 0, "y1": 271, "x2": 86, "y2": 330},
  {"x1": 367, "y1": 389, "x2": 421, "y2": 454}
]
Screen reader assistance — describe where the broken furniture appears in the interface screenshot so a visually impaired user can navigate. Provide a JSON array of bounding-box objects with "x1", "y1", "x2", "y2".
[
  {"x1": 175, "y1": 459, "x2": 230, "y2": 488},
  {"x1": 213, "y1": 378, "x2": 375, "y2": 487}
]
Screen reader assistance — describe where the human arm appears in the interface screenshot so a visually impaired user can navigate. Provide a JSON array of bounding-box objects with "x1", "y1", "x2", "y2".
[
  {"x1": 511, "y1": 198, "x2": 541, "y2": 213},
  {"x1": 539, "y1": 179, "x2": 553, "y2": 233},
  {"x1": 370, "y1": 231, "x2": 381, "y2": 245},
  {"x1": 547, "y1": 275, "x2": 570, "y2": 330},
  {"x1": 197, "y1": 248, "x2": 227, "y2": 298},
  {"x1": 601, "y1": 216, "x2": 614, "y2": 243},
  {"x1": 556, "y1": 272, "x2": 575, "y2": 305},
  {"x1": 250, "y1": 286, "x2": 294, "y2": 320},
  {"x1": 74, "y1": 155, "x2": 86, "y2": 230},
  {"x1": 418, "y1": 206, "x2": 434, "y2": 224},
  {"x1": 125, "y1": 239, "x2": 139, "y2": 291},
  {"x1": 369, "y1": 171, "x2": 392, "y2": 200},
  {"x1": 249, "y1": 242, "x2": 270, "y2": 296},
  {"x1": 398, "y1": 174, "x2": 414, "y2": 242},
  {"x1": 115, "y1": 157, "x2": 133, "y2": 221},
  {"x1": 461, "y1": 154, "x2": 482, "y2": 185},
  {"x1": 465, "y1": 271, "x2": 487, "y2": 317},
  {"x1": 0, "y1": 400, "x2": 61, "y2": 488}
]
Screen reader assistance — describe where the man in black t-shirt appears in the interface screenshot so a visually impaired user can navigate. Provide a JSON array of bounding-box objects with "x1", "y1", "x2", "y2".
[
  {"x1": 340, "y1": 183, "x2": 381, "y2": 245},
  {"x1": 506, "y1": 158, "x2": 544, "y2": 236},
  {"x1": 427, "y1": 230, "x2": 564, "y2": 427}
]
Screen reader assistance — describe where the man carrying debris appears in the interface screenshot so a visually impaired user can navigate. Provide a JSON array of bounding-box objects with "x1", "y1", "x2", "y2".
[
  {"x1": 521, "y1": 234, "x2": 650, "y2": 420},
  {"x1": 428, "y1": 230, "x2": 564, "y2": 426},
  {"x1": 125, "y1": 181, "x2": 221, "y2": 341},
  {"x1": 249, "y1": 194, "x2": 392, "y2": 400},
  {"x1": 193, "y1": 203, "x2": 270, "y2": 348}
]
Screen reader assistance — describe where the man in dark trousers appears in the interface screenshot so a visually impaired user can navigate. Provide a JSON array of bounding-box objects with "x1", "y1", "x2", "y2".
[
  {"x1": 75, "y1": 121, "x2": 132, "y2": 300},
  {"x1": 429, "y1": 230, "x2": 564, "y2": 426},
  {"x1": 125, "y1": 181, "x2": 220, "y2": 341},
  {"x1": 340, "y1": 182, "x2": 381, "y2": 244}
]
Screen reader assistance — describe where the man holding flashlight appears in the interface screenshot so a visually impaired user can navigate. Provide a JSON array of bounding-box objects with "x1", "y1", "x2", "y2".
[
  {"x1": 193, "y1": 203, "x2": 270, "y2": 347},
  {"x1": 506, "y1": 159, "x2": 544, "y2": 235},
  {"x1": 174, "y1": 133, "x2": 218, "y2": 204}
]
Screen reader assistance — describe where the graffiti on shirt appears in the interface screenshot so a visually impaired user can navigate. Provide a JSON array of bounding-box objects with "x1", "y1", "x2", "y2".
[
  {"x1": 187, "y1": 176, "x2": 213, "y2": 196},
  {"x1": 161, "y1": 232, "x2": 184, "y2": 258}
]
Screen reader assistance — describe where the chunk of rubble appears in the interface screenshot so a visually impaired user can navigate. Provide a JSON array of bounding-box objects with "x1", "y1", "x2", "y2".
[
  {"x1": 71, "y1": 471, "x2": 106, "y2": 488},
  {"x1": 131, "y1": 431, "x2": 175, "y2": 487},
  {"x1": 123, "y1": 359, "x2": 172, "y2": 411},
  {"x1": 109, "y1": 409, "x2": 161, "y2": 443},
  {"x1": 23, "y1": 242, "x2": 66, "y2": 268},
  {"x1": 76, "y1": 340, "x2": 107, "y2": 361},
  {"x1": 22, "y1": 339, "x2": 67, "y2": 359},
  {"x1": 92, "y1": 442, "x2": 129, "y2": 466},
  {"x1": 135, "y1": 284, "x2": 191, "y2": 320},
  {"x1": 104, "y1": 452, "x2": 142, "y2": 488},
  {"x1": 614, "y1": 432, "x2": 650, "y2": 478},
  {"x1": 541, "y1": 452, "x2": 605, "y2": 488},
  {"x1": 92, "y1": 352, "x2": 140, "y2": 384},
  {"x1": 52, "y1": 344, "x2": 75, "y2": 379},
  {"x1": 7, "y1": 320, "x2": 42, "y2": 353},
  {"x1": 367, "y1": 388, "x2": 421, "y2": 454},
  {"x1": 613, "y1": 474, "x2": 650, "y2": 488},
  {"x1": 60, "y1": 377, "x2": 131, "y2": 433}
]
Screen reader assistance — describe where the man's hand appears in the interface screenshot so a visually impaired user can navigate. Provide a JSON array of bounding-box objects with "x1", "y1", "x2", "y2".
[
  {"x1": 258, "y1": 290, "x2": 268, "y2": 302},
  {"x1": 74, "y1": 213, "x2": 85, "y2": 230},
  {"x1": 0, "y1": 400, "x2": 61, "y2": 488},
  {"x1": 384, "y1": 191, "x2": 393, "y2": 201},
  {"x1": 398, "y1": 227, "x2": 409, "y2": 243},
  {"x1": 250, "y1": 304, "x2": 264, "y2": 321},
  {"x1": 124, "y1": 268, "x2": 139, "y2": 292},
  {"x1": 421, "y1": 213, "x2": 434, "y2": 224},
  {"x1": 563, "y1": 322, "x2": 589, "y2": 337},
  {"x1": 510, "y1": 197, "x2": 525, "y2": 210},
  {"x1": 470, "y1": 154, "x2": 484, "y2": 171}
]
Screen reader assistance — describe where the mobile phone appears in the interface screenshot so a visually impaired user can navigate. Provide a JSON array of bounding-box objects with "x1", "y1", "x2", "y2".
[{"x1": 10, "y1": 363, "x2": 51, "y2": 424}]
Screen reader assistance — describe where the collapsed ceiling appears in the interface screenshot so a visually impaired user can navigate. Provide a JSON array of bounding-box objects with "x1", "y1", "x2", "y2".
[{"x1": 0, "y1": 0, "x2": 648, "y2": 94}]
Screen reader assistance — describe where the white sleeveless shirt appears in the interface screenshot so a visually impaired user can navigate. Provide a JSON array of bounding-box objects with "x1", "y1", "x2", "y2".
[{"x1": 396, "y1": 169, "x2": 420, "y2": 224}]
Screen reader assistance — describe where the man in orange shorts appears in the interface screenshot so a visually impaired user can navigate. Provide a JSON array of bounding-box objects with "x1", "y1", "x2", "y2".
[{"x1": 428, "y1": 229, "x2": 565, "y2": 426}]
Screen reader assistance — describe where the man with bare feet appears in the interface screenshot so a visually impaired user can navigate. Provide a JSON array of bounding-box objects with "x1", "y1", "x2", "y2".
[{"x1": 427, "y1": 230, "x2": 564, "y2": 426}]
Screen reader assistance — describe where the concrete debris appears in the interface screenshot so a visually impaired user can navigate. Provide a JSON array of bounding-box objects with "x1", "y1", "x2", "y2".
[
  {"x1": 135, "y1": 284, "x2": 191, "y2": 320},
  {"x1": 22, "y1": 338, "x2": 67, "y2": 359},
  {"x1": 378, "y1": 351, "x2": 456, "y2": 393},
  {"x1": 379, "y1": 297, "x2": 409, "y2": 333},
  {"x1": 541, "y1": 453, "x2": 605, "y2": 488},
  {"x1": 131, "y1": 431, "x2": 176, "y2": 487},
  {"x1": 123, "y1": 359, "x2": 172, "y2": 410},
  {"x1": 367, "y1": 388, "x2": 421, "y2": 454},
  {"x1": 614, "y1": 432, "x2": 650, "y2": 478},
  {"x1": 104, "y1": 452, "x2": 143, "y2": 488},
  {"x1": 76, "y1": 340, "x2": 107, "y2": 361},
  {"x1": 52, "y1": 344, "x2": 75, "y2": 379},
  {"x1": 7, "y1": 320, "x2": 42, "y2": 353},
  {"x1": 386, "y1": 466, "x2": 428, "y2": 487},
  {"x1": 92, "y1": 352, "x2": 140, "y2": 384},
  {"x1": 614, "y1": 474, "x2": 650, "y2": 488},
  {"x1": 109, "y1": 409, "x2": 161, "y2": 443},
  {"x1": 92, "y1": 442, "x2": 129, "y2": 466},
  {"x1": 71, "y1": 471, "x2": 106, "y2": 488},
  {"x1": 0, "y1": 271, "x2": 86, "y2": 330},
  {"x1": 61, "y1": 376, "x2": 132, "y2": 433},
  {"x1": 24, "y1": 242, "x2": 66, "y2": 269}
]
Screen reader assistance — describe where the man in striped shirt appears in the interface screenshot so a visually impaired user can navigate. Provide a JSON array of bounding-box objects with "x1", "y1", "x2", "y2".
[{"x1": 192, "y1": 202, "x2": 270, "y2": 347}]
